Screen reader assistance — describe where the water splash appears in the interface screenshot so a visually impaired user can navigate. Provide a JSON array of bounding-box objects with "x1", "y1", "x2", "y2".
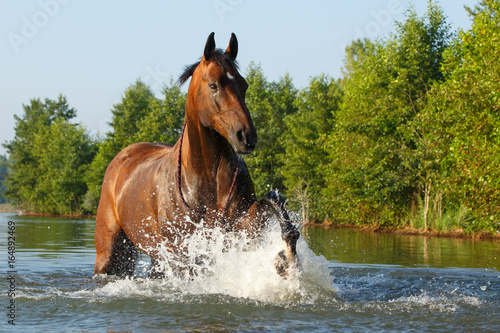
[{"x1": 92, "y1": 217, "x2": 335, "y2": 304}]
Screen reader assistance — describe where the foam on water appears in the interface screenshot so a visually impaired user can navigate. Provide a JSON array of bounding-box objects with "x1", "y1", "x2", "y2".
[
  {"x1": 89, "y1": 218, "x2": 336, "y2": 304},
  {"x1": 389, "y1": 292, "x2": 483, "y2": 312}
]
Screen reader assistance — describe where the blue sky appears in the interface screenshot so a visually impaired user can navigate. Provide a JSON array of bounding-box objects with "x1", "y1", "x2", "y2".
[{"x1": 0, "y1": 0, "x2": 478, "y2": 156}]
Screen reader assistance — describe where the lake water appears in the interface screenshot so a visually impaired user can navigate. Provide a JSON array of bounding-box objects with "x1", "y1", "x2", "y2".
[{"x1": 1, "y1": 212, "x2": 499, "y2": 332}]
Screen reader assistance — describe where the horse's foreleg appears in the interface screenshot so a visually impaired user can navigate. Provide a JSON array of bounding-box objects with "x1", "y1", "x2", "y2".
[
  {"x1": 235, "y1": 199, "x2": 274, "y2": 238},
  {"x1": 264, "y1": 191, "x2": 300, "y2": 276},
  {"x1": 264, "y1": 191, "x2": 300, "y2": 249},
  {"x1": 237, "y1": 191, "x2": 300, "y2": 277}
]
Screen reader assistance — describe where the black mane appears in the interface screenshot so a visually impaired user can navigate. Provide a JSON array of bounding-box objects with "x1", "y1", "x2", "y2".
[{"x1": 177, "y1": 49, "x2": 239, "y2": 86}]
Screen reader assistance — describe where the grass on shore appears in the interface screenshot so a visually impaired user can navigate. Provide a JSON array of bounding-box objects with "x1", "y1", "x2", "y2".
[
  {"x1": 410, "y1": 204, "x2": 472, "y2": 233},
  {"x1": 0, "y1": 203, "x2": 16, "y2": 212}
]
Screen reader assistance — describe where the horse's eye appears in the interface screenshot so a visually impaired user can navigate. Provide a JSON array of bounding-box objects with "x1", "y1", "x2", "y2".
[{"x1": 209, "y1": 83, "x2": 218, "y2": 91}]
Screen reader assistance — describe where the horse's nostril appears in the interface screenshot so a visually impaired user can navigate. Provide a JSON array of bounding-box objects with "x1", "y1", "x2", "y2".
[
  {"x1": 236, "y1": 130, "x2": 244, "y2": 143},
  {"x1": 235, "y1": 128, "x2": 257, "y2": 153}
]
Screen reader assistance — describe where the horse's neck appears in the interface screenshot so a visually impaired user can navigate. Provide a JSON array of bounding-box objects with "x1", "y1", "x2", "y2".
[{"x1": 182, "y1": 116, "x2": 234, "y2": 181}]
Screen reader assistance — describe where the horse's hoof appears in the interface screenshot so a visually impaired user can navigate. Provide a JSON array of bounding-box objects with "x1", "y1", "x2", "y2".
[
  {"x1": 274, "y1": 249, "x2": 298, "y2": 278},
  {"x1": 274, "y1": 250, "x2": 288, "y2": 277}
]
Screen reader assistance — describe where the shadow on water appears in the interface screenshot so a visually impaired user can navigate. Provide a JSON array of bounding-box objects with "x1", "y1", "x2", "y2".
[{"x1": 1, "y1": 213, "x2": 499, "y2": 332}]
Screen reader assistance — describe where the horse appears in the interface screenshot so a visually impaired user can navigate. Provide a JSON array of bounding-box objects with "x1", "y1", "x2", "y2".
[{"x1": 94, "y1": 32, "x2": 299, "y2": 278}]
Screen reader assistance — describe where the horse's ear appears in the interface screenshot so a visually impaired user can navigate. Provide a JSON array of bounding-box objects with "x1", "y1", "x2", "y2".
[
  {"x1": 225, "y1": 33, "x2": 238, "y2": 60},
  {"x1": 204, "y1": 32, "x2": 216, "y2": 61}
]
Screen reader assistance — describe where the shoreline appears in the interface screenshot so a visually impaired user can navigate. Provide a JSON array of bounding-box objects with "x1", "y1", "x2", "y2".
[
  {"x1": 305, "y1": 222, "x2": 500, "y2": 242},
  {"x1": 4, "y1": 208, "x2": 499, "y2": 242},
  {"x1": 17, "y1": 210, "x2": 96, "y2": 219}
]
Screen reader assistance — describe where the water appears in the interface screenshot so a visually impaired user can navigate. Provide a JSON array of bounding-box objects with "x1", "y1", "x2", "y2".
[{"x1": 1, "y1": 213, "x2": 499, "y2": 332}]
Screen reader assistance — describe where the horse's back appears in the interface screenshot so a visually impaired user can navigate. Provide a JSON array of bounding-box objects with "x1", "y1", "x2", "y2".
[
  {"x1": 113, "y1": 142, "x2": 173, "y2": 164},
  {"x1": 105, "y1": 141, "x2": 173, "y2": 176}
]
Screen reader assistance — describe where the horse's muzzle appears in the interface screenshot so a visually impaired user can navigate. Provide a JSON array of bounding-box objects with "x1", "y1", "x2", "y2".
[{"x1": 233, "y1": 127, "x2": 257, "y2": 154}]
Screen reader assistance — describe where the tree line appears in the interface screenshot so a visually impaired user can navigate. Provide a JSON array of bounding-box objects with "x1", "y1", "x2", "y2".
[
  {"x1": 2, "y1": 1, "x2": 499, "y2": 235},
  {"x1": 0, "y1": 155, "x2": 8, "y2": 204}
]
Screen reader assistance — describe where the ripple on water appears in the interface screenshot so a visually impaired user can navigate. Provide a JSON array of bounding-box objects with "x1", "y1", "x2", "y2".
[{"x1": 2, "y1": 213, "x2": 499, "y2": 332}]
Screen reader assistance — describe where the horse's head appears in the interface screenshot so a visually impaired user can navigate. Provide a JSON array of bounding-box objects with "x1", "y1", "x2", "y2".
[{"x1": 179, "y1": 32, "x2": 257, "y2": 154}]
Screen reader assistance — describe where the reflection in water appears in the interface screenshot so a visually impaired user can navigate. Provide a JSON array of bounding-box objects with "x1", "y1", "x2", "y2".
[
  {"x1": 303, "y1": 226, "x2": 500, "y2": 270},
  {"x1": 8, "y1": 214, "x2": 95, "y2": 252}
]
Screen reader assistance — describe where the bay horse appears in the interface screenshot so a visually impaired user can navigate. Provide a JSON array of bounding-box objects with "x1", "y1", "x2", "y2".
[{"x1": 94, "y1": 32, "x2": 299, "y2": 278}]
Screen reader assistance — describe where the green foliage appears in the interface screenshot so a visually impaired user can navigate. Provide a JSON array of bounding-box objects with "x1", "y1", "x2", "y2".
[
  {"x1": 33, "y1": 119, "x2": 97, "y2": 214},
  {"x1": 109, "y1": 80, "x2": 156, "y2": 146},
  {"x1": 325, "y1": 1, "x2": 452, "y2": 226},
  {"x1": 415, "y1": 0, "x2": 500, "y2": 233},
  {"x1": 0, "y1": 155, "x2": 8, "y2": 204},
  {"x1": 243, "y1": 63, "x2": 298, "y2": 197},
  {"x1": 281, "y1": 75, "x2": 342, "y2": 222},
  {"x1": 3, "y1": 95, "x2": 97, "y2": 214},
  {"x1": 132, "y1": 80, "x2": 185, "y2": 144}
]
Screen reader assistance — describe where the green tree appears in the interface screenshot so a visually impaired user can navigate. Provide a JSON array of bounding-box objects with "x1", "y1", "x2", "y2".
[
  {"x1": 0, "y1": 155, "x2": 8, "y2": 204},
  {"x1": 325, "y1": 2, "x2": 452, "y2": 226},
  {"x1": 417, "y1": 0, "x2": 500, "y2": 233},
  {"x1": 4, "y1": 95, "x2": 75, "y2": 211},
  {"x1": 109, "y1": 80, "x2": 157, "y2": 147},
  {"x1": 3, "y1": 95, "x2": 96, "y2": 214},
  {"x1": 33, "y1": 119, "x2": 96, "y2": 214},
  {"x1": 133, "y1": 80, "x2": 185, "y2": 143},
  {"x1": 281, "y1": 75, "x2": 342, "y2": 223},
  {"x1": 243, "y1": 63, "x2": 298, "y2": 197}
]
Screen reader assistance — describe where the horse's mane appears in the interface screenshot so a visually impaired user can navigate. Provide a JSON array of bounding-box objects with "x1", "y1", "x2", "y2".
[{"x1": 178, "y1": 49, "x2": 239, "y2": 86}]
